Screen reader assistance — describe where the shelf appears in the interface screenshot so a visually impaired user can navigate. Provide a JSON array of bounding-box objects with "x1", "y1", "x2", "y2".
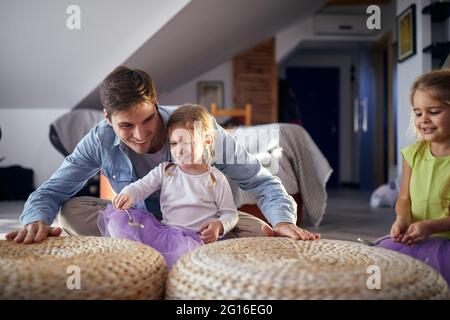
[
  {"x1": 422, "y1": 2, "x2": 450, "y2": 22},
  {"x1": 423, "y1": 42, "x2": 450, "y2": 67}
]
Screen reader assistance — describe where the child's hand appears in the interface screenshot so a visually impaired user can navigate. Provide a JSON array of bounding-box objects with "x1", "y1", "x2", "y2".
[
  {"x1": 199, "y1": 220, "x2": 224, "y2": 244},
  {"x1": 401, "y1": 221, "x2": 432, "y2": 245},
  {"x1": 112, "y1": 193, "x2": 133, "y2": 210},
  {"x1": 390, "y1": 218, "x2": 410, "y2": 242}
]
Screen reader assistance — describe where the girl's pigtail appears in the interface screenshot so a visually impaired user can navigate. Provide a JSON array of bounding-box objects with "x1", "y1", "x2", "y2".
[
  {"x1": 165, "y1": 162, "x2": 177, "y2": 176},
  {"x1": 203, "y1": 137, "x2": 216, "y2": 187},
  {"x1": 209, "y1": 171, "x2": 217, "y2": 187}
]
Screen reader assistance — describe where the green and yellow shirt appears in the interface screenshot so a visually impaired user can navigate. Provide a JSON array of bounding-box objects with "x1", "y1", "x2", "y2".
[{"x1": 401, "y1": 142, "x2": 450, "y2": 239}]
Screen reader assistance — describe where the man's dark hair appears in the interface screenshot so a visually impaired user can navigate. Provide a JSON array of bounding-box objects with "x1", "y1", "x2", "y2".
[{"x1": 100, "y1": 66, "x2": 158, "y2": 116}]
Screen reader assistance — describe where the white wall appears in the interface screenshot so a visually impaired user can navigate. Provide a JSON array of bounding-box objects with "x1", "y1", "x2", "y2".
[
  {"x1": 0, "y1": 109, "x2": 66, "y2": 186},
  {"x1": 276, "y1": 17, "x2": 315, "y2": 63},
  {"x1": 276, "y1": 13, "x2": 384, "y2": 63},
  {"x1": 158, "y1": 61, "x2": 233, "y2": 108},
  {"x1": 396, "y1": 0, "x2": 432, "y2": 176},
  {"x1": 275, "y1": 1, "x2": 396, "y2": 64}
]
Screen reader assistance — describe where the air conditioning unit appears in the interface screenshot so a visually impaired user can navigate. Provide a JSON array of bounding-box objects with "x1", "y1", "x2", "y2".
[{"x1": 313, "y1": 14, "x2": 377, "y2": 36}]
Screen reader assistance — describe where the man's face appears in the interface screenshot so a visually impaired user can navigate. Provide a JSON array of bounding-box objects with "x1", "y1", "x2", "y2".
[{"x1": 105, "y1": 102, "x2": 162, "y2": 154}]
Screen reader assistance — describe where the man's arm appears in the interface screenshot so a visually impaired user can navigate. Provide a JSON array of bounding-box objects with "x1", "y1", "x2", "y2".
[
  {"x1": 212, "y1": 121, "x2": 296, "y2": 227},
  {"x1": 211, "y1": 120, "x2": 319, "y2": 240},
  {"x1": 20, "y1": 125, "x2": 103, "y2": 226}
]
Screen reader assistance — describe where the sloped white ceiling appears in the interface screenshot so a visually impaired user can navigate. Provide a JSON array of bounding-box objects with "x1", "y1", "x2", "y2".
[
  {"x1": 0, "y1": 0, "x2": 325, "y2": 110},
  {"x1": 0, "y1": 0, "x2": 190, "y2": 109},
  {"x1": 77, "y1": 0, "x2": 326, "y2": 109},
  {"x1": 128, "y1": 0, "x2": 327, "y2": 95}
]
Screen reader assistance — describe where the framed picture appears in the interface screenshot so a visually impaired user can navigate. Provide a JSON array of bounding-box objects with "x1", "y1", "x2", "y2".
[
  {"x1": 397, "y1": 4, "x2": 416, "y2": 62},
  {"x1": 197, "y1": 81, "x2": 224, "y2": 108}
]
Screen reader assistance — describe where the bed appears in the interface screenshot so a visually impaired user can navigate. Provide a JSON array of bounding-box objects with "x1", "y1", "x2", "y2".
[{"x1": 228, "y1": 123, "x2": 332, "y2": 227}]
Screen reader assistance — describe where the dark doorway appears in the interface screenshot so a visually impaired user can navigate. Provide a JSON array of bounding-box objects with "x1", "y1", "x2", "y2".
[{"x1": 286, "y1": 67, "x2": 340, "y2": 188}]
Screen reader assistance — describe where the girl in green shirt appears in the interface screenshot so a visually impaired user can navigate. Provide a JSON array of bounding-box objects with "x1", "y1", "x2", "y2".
[{"x1": 378, "y1": 69, "x2": 450, "y2": 287}]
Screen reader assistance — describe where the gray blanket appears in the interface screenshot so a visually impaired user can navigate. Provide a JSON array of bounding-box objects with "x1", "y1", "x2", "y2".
[{"x1": 230, "y1": 123, "x2": 332, "y2": 226}]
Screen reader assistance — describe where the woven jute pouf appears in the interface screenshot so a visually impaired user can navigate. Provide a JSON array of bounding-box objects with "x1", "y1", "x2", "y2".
[
  {"x1": 166, "y1": 238, "x2": 449, "y2": 300},
  {"x1": 0, "y1": 236, "x2": 167, "y2": 299}
]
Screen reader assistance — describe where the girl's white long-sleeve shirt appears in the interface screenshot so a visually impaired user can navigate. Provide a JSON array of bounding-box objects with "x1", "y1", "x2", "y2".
[{"x1": 120, "y1": 162, "x2": 238, "y2": 235}]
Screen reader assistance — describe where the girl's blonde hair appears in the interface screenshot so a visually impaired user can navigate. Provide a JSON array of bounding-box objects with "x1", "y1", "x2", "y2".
[
  {"x1": 165, "y1": 104, "x2": 216, "y2": 185},
  {"x1": 410, "y1": 69, "x2": 450, "y2": 107},
  {"x1": 410, "y1": 69, "x2": 450, "y2": 213}
]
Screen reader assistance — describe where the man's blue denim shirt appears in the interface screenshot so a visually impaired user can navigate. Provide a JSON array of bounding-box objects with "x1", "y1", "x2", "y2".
[{"x1": 20, "y1": 106, "x2": 297, "y2": 227}]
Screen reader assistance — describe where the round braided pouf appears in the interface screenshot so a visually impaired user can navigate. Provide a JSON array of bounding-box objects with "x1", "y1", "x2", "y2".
[
  {"x1": 166, "y1": 238, "x2": 449, "y2": 300},
  {"x1": 0, "y1": 236, "x2": 167, "y2": 299}
]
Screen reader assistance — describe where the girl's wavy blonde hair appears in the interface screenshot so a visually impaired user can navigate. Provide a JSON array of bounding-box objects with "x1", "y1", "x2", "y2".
[
  {"x1": 165, "y1": 104, "x2": 216, "y2": 185},
  {"x1": 409, "y1": 69, "x2": 450, "y2": 213}
]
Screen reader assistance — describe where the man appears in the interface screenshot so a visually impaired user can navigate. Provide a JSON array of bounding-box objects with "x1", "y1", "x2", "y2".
[{"x1": 6, "y1": 66, "x2": 320, "y2": 244}]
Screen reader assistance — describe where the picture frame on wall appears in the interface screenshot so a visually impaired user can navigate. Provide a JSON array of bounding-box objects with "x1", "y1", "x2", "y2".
[
  {"x1": 197, "y1": 81, "x2": 224, "y2": 108},
  {"x1": 397, "y1": 4, "x2": 416, "y2": 62}
]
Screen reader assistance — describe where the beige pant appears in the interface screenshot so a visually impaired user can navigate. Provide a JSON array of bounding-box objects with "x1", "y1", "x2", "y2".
[{"x1": 58, "y1": 196, "x2": 269, "y2": 238}]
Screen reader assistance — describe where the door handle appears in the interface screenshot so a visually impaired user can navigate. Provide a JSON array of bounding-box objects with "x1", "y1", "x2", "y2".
[
  {"x1": 361, "y1": 97, "x2": 368, "y2": 133},
  {"x1": 353, "y1": 97, "x2": 359, "y2": 133}
]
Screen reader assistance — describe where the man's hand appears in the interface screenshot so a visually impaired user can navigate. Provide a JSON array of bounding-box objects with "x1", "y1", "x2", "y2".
[
  {"x1": 5, "y1": 221, "x2": 62, "y2": 244},
  {"x1": 262, "y1": 222, "x2": 320, "y2": 240},
  {"x1": 199, "y1": 220, "x2": 223, "y2": 244},
  {"x1": 400, "y1": 221, "x2": 432, "y2": 245}
]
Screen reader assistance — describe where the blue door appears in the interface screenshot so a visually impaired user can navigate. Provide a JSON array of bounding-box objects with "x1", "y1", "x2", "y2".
[{"x1": 286, "y1": 67, "x2": 340, "y2": 188}]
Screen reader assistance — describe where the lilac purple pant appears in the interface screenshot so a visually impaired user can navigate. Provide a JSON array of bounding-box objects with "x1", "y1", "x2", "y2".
[
  {"x1": 376, "y1": 236, "x2": 450, "y2": 287},
  {"x1": 97, "y1": 205, "x2": 204, "y2": 269}
]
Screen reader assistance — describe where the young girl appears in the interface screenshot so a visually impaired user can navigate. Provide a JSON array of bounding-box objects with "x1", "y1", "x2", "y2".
[
  {"x1": 377, "y1": 69, "x2": 450, "y2": 286},
  {"x1": 98, "y1": 104, "x2": 238, "y2": 268}
]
